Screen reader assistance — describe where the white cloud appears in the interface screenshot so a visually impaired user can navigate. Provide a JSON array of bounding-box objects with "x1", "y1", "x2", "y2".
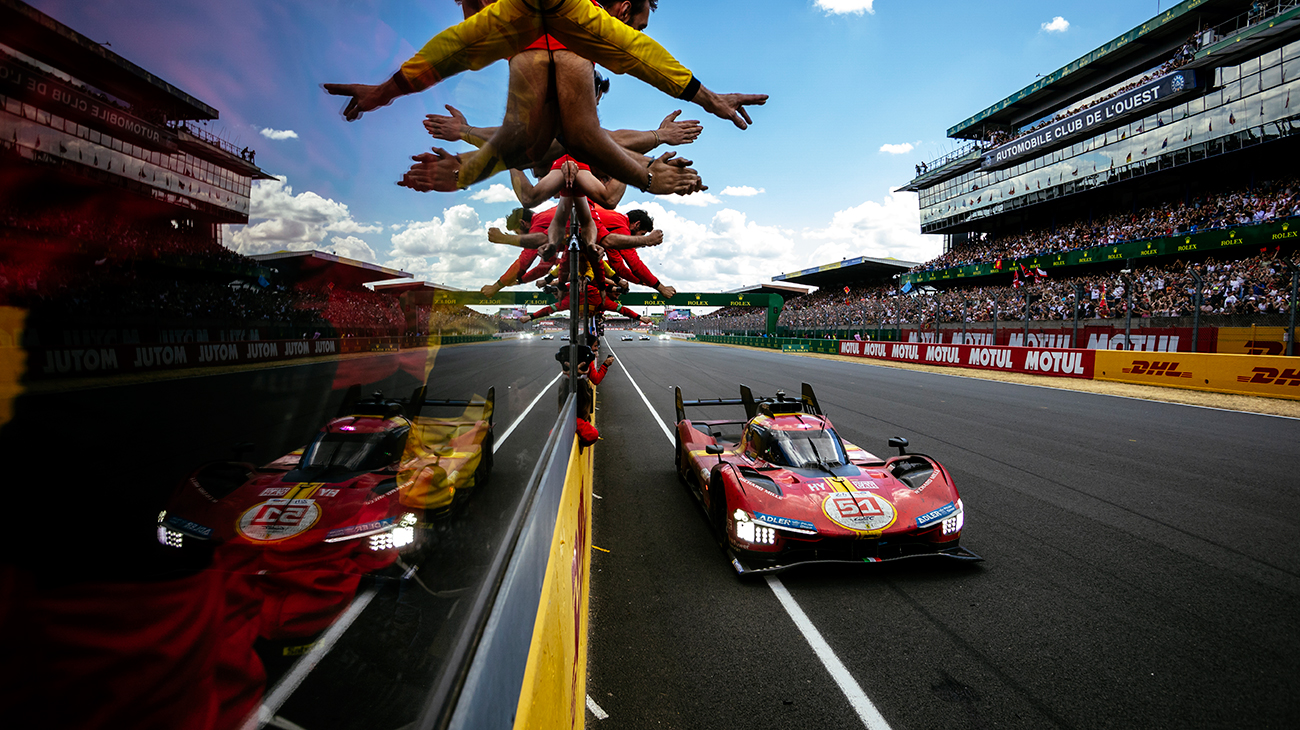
[
  {"x1": 327, "y1": 236, "x2": 377, "y2": 263},
  {"x1": 468, "y1": 184, "x2": 520, "y2": 204},
  {"x1": 1042, "y1": 16, "x2": 1069, "y2": 33},
  {"x1": 384, "y1": 205, "x2": 518, "y2": 288},
  {"x1": 879, "y1": 142, "x2": 915, "y2": 155},
  {"x1": 720, "y1": 186, "x2": 765, "y2": 197},
  {"x1": 656, "y1": 191, "x2": 721, "y2": 207},
  {"x1": 801, "y1": 190, "x2": 943, "y2": 265},
  {"x1": 815, "y1": 0, "x2": 875, "y2": 15},
  {"x1": 225, "y1": 175, "x2": 382, "y2": 256},
  {"x1": 614, "y1": 200, "x2": 797, "y2": 292},
  {"x1": 259, "y1": 128, "x2": 298, "y2": 140}
]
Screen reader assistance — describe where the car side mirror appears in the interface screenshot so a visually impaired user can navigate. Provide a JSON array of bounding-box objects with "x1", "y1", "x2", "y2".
[
  {"x1": 888, "y1": 437, "x2": 909, "y2": 456},
  {"x1": 705, "y1": 444, "x2": 724, "y2": 455}
]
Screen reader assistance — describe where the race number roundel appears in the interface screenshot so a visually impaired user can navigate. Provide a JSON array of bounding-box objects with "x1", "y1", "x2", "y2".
[
  {"x1": 237, "y1": 498, "x2": 321, "y2": 542},
  {"x1": 822, "y1": 492, "x2": 896, "y2": 533}
]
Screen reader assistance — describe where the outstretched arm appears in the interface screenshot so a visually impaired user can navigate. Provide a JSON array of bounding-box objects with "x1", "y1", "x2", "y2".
[{"x1": 609, "y1": 111, "x2": 703, "y2": 153}]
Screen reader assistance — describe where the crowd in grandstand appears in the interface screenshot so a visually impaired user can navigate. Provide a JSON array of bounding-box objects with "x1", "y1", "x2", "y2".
[
  {"x1": 683, "y1": 246, "x2": 1298, "y2": 335},
  {"x1": 911, "y1": 177, "x2": 1300, "y2": 273}
]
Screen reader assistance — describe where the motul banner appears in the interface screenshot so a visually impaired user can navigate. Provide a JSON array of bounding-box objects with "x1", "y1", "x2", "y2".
[
  {"x1": 837, "y1": 340, "x2": 1096, "y2": 379},
  {"x1": 30, "y1": 338, "x2": 344, "y2": 379}
]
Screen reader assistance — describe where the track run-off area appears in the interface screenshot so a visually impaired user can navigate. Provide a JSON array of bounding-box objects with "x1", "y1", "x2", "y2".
[{"x1": 587, "y1": 333, "x2": 1300, "y2": 730}]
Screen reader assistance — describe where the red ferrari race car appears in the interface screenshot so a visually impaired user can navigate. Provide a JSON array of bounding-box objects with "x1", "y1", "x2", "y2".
[
  {"x1": 674, "y1": 383, "x2": 981, "y2": 575},
  {"x1": 158, "y1": 384, "x2": 495, "y2": 579}
]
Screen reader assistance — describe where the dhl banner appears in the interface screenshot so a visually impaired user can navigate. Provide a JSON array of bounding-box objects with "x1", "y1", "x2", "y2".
[
  {"x1": 838, "y1": 340, "x2": 1096, "y2": 379},
  {"x1": 1214, "y1": 327, "x2": 1290, "y2": 356},
  {"x1": 512, "y1": 433, "x2": 594, "y2": 730},
  {"x1": 1094, "y1": 351, "x2": 1300, "y2": 400}
]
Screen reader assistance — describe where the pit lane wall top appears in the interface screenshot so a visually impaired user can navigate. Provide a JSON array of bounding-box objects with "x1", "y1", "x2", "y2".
[{"x1": 835, "y1": 340, "x2": 1300, "y2": 400}]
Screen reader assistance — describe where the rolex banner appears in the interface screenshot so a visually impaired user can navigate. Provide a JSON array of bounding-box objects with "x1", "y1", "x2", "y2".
[{"x1": 981, "y1": 70, "x2": 1199, "y2": 171}]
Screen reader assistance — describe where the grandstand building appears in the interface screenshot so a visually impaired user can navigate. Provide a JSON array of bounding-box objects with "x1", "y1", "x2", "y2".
[{"x1": 896, "y1": 0, "x2": 1300, "y2": 353}]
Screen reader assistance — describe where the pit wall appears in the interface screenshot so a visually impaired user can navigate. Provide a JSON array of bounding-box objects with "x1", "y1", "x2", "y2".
[
  {"x1": 761, "y1": 325, "x2": 1293, "y2": 355},
  {"x1": 832, "y1": 339, "x2": 1300, "y2": 401},
  {"x1": 693, "y1": 336, "x2": 1299, "y2": 401}
]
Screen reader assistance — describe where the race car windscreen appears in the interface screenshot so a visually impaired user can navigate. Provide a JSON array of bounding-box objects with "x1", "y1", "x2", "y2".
[
  {"x1": 301, "y1": 429, "x2": 409, "y2": 472},
  {"x1": 772, "y1": 428, "x2": 849, "y2": 468}
]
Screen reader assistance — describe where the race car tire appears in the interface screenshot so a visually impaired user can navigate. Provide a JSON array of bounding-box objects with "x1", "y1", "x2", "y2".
[
  {"x1": 674, "y1": 433, "x2": 687, "y2": 486},
  {"x1": 707, "y1": 468, "x2": 729, "y2": 541},
  {"x1": 476, "y1": 432, "x2": 494, "y2": 488}
]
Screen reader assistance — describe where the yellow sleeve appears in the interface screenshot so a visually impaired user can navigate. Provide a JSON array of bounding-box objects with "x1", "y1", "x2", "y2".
[{"x1": 394, "y1": 0, "x2": 698, "y2": 100}]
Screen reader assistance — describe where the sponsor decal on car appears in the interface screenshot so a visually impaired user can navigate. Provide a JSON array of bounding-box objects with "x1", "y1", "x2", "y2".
[
  {"x1": 916, "y1": 501, "x2": 958, "y2": 528},
  {"x1": 163, "y1": 514, "x2": 213, "y2": 539},
  {"x1": 259, "y1": 487, "x2": 291, "y2": 497},
  {"x1": 324, "y1": 517, "x2": 397, "y2": 542},
  {"x1": 848, "y1": 478, "x2": 878, "y2": 490},
  {"x1": 822, "y1": 492, "x2": 896, "y2": 534},
  {"x1": 236, "y1": 498, "x2": 321, "y2": 542},
  {"x1": 753, "y1": 511, "x2": 817, "y2": 533}
]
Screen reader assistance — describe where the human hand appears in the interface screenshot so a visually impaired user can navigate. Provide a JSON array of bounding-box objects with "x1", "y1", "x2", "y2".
[
  {"x1": 561, "y1": 159, "x2": 579, "y2": 190},
  {"x1": 488, "y1": 227, "x2": 511, "y2": 244},
  {"x1": 638, "y1": 230, "x2": 665, "y2": 247},
  {"x1": 323, "y1": 82, "x2": 396, "y2": 121},
  {"x1": 604, "y1": 355, "x2": 615, "y2": 367},
  {"x1": 657, "y1": 110, "x2": 702, "y2": 145},
  {"x1": 398, "y1": 148, "x2": 463, "y2": 192},
  {"x1": 696, "y1": 90, "x2": 768, "y2": 130},
  {"x1": 423, "y1": 105, "x2": 469, "y2": 141},
  {"x1": 648, "y1": 152, "x2": 704, "y2": 195}
]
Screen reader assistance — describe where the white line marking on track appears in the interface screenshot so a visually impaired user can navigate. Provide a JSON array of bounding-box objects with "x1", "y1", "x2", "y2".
[
  {"x1": 606, "y1": 344, "x2": 673, "y2": 443},
  {"x1": 586, "y1": 694, "x2": 609, "y2": 720},
  {"x1": 495, "y1": 372, "x2": 564, "y2": 452},
  {"x1": 608, "y1": 342, "x2": 890, "y2": 729},
  {"x1": 765, "y1": 576, "x2": 891, "y2": 729},
  {"x1": 245, "y1": 587, "x2": 379, "y2": 730}
]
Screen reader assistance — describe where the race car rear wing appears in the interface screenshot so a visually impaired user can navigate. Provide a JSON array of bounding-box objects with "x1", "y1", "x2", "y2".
[
  {"x1": 408, "y1": 385, "x2": 495, "y2": 427},
  {"x1": 335, "y1": 384, "x2": 495, "y2": 426},
  {"x1": 674, "y1": 382, "x2": 824, "y2": 424}
]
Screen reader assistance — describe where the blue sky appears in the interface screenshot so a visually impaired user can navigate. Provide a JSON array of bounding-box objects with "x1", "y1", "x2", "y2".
[{"x1": 30, "y1": 0, "x2": 1177, "y2": 292}]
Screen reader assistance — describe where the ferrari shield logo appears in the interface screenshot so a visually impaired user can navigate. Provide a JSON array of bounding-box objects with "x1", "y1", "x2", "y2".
[
  {"x1": 822, "y1": 492, "x2": 896, "y2": 533},
  {"x1": 237, "y1": 498, "x2": 321, "y2": 542}
]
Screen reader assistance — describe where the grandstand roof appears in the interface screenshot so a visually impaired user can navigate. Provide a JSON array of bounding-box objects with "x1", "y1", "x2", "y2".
[
  {"x1": 773, "y1": 256, "x2": 918, "y2": 289},
  {"x1": 947, "y1": 0, "x2": 1244, "y2": 140},
  {"x1": 725, "y1": 282, "x2": 812, "y2": 298},
  {"x1": 370, "y1": 280, "x2": 460, "y2": 296},
  {"x1": 0, "y1": 0, "x2": 218, "y2": 121},
  {"x1": 250, "y1": 251, "x2": 411, "y2": 290}
]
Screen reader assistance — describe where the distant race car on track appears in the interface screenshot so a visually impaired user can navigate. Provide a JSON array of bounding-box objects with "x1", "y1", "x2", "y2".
[
  {"x1": 674, "y1": 383, "x2": 980, "y2": 575},
  {"x1": 639, "y1": 334, "x2": 651, "y2": 340},
  {"x1": 621, "y1": 334, "x2": 634, "y2": 341}
]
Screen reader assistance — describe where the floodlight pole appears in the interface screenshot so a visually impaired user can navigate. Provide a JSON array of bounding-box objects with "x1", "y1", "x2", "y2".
[
  {"x1": 1289, "y1": 270, "x2": 1298, "y2": 357},
  {"x1": 568, "y1": 219, "x2": 581, "y2": 395},
  {"x1": 1189, "y1": 268, "x2": 1204, "y2": 353},
  {"x1": 962, "y1": 300, "x2": 968, "y2": 345},
  {"x1": 1121, "y1": 266, "x2": 1133, "y2": 351},
  {"x1": 1072, "y1": 283, "x2": 1083, "y2": 349}
]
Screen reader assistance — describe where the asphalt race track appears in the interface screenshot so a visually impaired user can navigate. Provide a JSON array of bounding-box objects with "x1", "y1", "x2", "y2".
[
  {"x1": 5, "y1": 334, "x2": 1298, "y2": 729},
  {"x1": 588, "y1": 333, "x2": 1300, "y2": 730}
]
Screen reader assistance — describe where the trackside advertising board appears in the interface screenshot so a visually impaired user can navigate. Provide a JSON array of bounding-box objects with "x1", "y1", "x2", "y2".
[
  {"x1": 31, "y1": 338, "x2": 346, "y2": 379},
  {"x1": 1094, "y1": 351, "x2": 1300, "y2": 400},
  {"x1": 838, "y1": 340, "x2": 1096, "y2": 379}
]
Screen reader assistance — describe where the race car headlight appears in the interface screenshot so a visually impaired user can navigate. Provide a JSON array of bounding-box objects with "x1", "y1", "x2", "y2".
[
  {"x1": 732, "y1": 509, "x2": 776, "y2": 545},
  {"x1": 369, "y1": 513, "x2": 418, "y2": 551},
  {"x1": 156, "y1": 510, "x2": 184, "y2": 548},
  {"x1": 942, "y1": 500, "x2": 965, "y2": 535}
]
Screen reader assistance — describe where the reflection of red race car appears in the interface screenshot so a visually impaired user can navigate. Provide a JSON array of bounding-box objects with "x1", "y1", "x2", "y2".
[
  {"x1": 159, "y1": 385, "x2": 495, "y2": 566},
  {"x1": 674, "y1": 383, "x2": 981, "y2": 575}
]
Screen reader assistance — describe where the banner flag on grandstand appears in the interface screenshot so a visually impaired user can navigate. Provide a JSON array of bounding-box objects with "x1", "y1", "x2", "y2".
[
  {"x1": 980, "y1": 71, "x2": 1198, "y2": 171},
  {"x1": 1161, "y1": 137, "x2": 1168, "y2": 149},
  {"x1": 1013, "y1": 270, "x2": 1021, "y2": 289},
  {"x1": 901, "y1": 282, "x2": 913, "y2": 294},
  {"x1": 1035, "y1": 267, "x2": 1048, "y2": 279},
  {"x1": 1229, "y1": 113, "x2": 1236, "y2": 125},
  {"x1": 257, "y1": 276, "x2": 270, "y2": 288}
]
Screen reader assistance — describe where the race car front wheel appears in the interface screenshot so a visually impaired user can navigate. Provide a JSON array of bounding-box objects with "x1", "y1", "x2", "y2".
[{"x1": 674, "y1": 433, "x2": 687, "y2": 486}]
